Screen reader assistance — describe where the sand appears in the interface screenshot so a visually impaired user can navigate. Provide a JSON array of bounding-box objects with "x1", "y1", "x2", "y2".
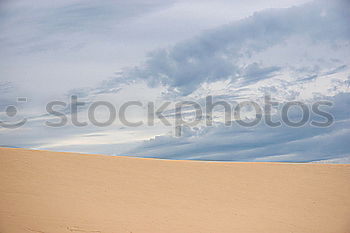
[{"x1": 0, "y1": 147, "x2": 349, "y2": 233}]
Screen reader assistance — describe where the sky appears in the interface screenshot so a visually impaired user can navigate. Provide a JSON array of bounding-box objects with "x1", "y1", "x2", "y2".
[{"x1": 0, "y1": 0, "x2": 349, "y2": 163}]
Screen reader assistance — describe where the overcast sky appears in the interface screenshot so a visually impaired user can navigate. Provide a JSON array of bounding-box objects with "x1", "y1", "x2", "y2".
[{"x1": 0, "y1": 0, "x2": 349, "y2": 162}]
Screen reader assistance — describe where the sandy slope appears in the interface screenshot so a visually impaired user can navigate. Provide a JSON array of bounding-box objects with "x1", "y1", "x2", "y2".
[{"x1": 0, "y1": 148, "x2": 349, "y2": 233}]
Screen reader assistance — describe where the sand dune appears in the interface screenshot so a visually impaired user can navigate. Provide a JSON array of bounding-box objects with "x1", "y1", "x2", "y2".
[{"x1": 0, "y1": 148, "x2": 349, "y2": 233}]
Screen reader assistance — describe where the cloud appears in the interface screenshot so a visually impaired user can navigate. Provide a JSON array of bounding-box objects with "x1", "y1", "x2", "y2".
[
  {"x1": 311, "y1": 155, "x2": 350, "y2": 164},
  {"x1": 0, "y1": 0, "x2": 178, "y2": 55},
  {"x1": 0, "y1": 81, "x2": 13, "y2": 93},
  {"x1": 1, "y1": 0, "x2": 349, "y2": 163},
  {"x1": 118, "y1": 92, "x2": 350, "y2": 162},
  {"x1": 98, "y1": 0, "x2": 350, "y2": 96},
  {"x1": 239, "y1": 63, "x2": 281, "y2": 85}
]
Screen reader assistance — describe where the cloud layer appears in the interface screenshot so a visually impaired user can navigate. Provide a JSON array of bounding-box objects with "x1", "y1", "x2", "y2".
[{"x1": 0, "y1": 0, "x2": 349, "y2": 163}]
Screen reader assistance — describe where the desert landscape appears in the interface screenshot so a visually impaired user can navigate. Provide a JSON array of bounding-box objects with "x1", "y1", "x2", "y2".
[
  {"x1": 1, "y1": 0, "x2": 350, "y2": 232},
  {"x1": 0, "y1": 147, "x2": 349, "y2": 233}
]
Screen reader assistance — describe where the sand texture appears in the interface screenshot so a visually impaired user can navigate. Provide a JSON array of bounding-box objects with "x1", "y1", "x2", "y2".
[{"x1": 1, "y1": 148, "x2": 350, "y2": 233}]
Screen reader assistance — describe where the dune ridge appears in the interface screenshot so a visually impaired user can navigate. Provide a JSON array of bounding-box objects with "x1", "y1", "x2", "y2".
[{"x1": 1, "y1": 147, "x2": 350, "y2": 233}]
